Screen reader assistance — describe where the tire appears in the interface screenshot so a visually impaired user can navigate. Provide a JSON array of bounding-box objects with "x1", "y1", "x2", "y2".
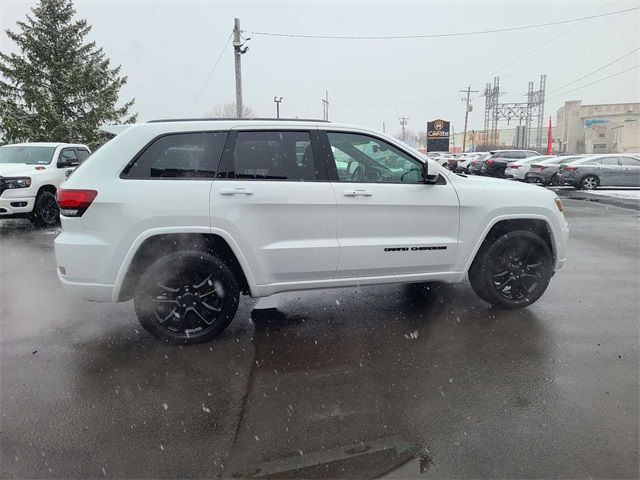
[
  {"x1": 549, "y1": 173, "x2": 560, "y2": 186},
  {"x1": 31, "y1": 190, "x2": 59, "y2": 227},
  {"x1": 468, "y1": 230, "x2": 553, "y2": 310},
  {"x1": 134, "y1": 251, "x2": 240, "y2": 344},
  {"x1": 580, "y1": 174, "x2": 599, "y2": 190}
]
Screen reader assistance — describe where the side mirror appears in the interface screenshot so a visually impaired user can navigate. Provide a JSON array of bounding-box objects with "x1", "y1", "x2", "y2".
[
  {"x1": 58, "y1": 158, "x2": 80, "y2": 168},
  {"x1": 422, "y1": 161, "x2": 439, "y2": 184}
]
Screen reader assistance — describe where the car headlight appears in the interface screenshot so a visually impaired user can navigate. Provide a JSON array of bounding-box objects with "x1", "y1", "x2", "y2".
[{"x1": 1, "y1": 177, "x2": 32, "y2": 189}]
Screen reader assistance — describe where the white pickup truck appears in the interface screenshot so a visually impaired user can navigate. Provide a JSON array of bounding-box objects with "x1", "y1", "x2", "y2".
[
  {"x1": 54, "y1": 119, "x2": 569, "y2": 344},
  {"x1": 0, "y1": 142, "x2": 90, "y2": 226}
]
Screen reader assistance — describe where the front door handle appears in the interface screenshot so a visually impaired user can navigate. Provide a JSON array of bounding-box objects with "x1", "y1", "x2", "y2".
[
  {"x1": 343, "y1": 189, "x2": 372, "y2": 197},
  {"x1": 219, "y1": 187, "x2": 253, "y2": 196}
]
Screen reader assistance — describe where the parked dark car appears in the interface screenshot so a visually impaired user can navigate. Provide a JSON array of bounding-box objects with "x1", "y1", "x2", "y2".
[
  {"x1": 557, "y1": 154, "x2": 640, "y2": 189},
  {"x1": 478, "y1": 149, "x2": 539, "y2": 177},
  {"x1": 525, "y1": 155, "x2": 585, "y2": 185}
]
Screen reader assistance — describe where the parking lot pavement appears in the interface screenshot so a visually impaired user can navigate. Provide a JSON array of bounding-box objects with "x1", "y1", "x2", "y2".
[
  {"x1": 1, "y1": 199, "x2": 638, "y2": 479},
  {"x1": 554, "y1": 186, "x2": 640, "y2": 211}
]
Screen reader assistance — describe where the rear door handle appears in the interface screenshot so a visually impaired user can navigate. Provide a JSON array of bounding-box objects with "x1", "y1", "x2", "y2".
[
  {"x1": 219, "y1": 187, "x2": 253, "y2": 195},
  {"x1": 343, "y1": 189, "x2": 372, "y2": 197}
]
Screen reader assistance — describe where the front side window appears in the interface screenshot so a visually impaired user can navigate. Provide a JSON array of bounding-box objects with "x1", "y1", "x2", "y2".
[
  {"x1": 600, "y1": 157, "x2": 619, "y2": 166},
  {"x1": 327, "y1": 132, "x2": 423, "y2": 183},
  {"x1": 123, "y1": 132, "x2": 227, "y2": 179},
  {"x1": 222, "y1": 131, "x2": 317, "y2": 181},
  {"x1": 58, "y1": 148, "x2": 78, "y2": 167},
  {"x1": 620, "y1": 157, "x2": 640, "y2": 166}
]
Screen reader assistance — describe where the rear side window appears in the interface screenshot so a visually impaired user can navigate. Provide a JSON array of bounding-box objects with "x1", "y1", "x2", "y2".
[
  {"x1": 219, "y1": 131, "x2": 318, "y2": 181},
  {"x1": 122, "y1": 132, "x2": 228, "y2": 179}
]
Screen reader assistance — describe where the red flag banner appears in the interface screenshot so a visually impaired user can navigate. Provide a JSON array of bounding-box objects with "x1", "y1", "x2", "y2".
[{"x1": 547, "y1": 116, "x2": 553, "y2": 155}]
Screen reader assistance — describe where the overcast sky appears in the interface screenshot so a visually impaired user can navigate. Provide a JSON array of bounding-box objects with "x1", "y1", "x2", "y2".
[{"x1": 2, "y1": 0, "x2": 639, "y2": 136}]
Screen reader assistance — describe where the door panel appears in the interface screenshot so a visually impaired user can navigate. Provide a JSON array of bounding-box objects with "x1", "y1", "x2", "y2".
[
  {"x1": 210, "y1": 129, "x2": 338, "y2": 285},
  {"x1": 322, "y1": 130, "x2": 460, "y2": 278},
  {"x1": 619, "y1": 157, "x2": 640, "y2": 186},
  {"x1": 595, "y1": 157, "x2": 622, "y2": 186},
  {"x1": 333, "y1": 182, "x2": 459, "y2": 277}
]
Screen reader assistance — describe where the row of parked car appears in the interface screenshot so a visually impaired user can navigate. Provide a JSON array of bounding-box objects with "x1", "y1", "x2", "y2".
[{"x1": 426, "y1": 150, "x2": 640, "y2": 189}]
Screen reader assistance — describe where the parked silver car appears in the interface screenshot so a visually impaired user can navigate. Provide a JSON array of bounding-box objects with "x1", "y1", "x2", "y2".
[
  {"x1": 557, "y1": 154, "x2": 640, "y2": 189},
  {"x1": 525, "y1": 155, "x2": 585, "y2": 185}
]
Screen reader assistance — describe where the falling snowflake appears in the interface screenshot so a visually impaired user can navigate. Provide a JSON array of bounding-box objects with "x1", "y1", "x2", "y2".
[
  {"x1": 162, "y1": 403, "x2": 168, "y2": 410},
  {"x1": 202, "y1": 404, "x2": 211, "y2": 413}
]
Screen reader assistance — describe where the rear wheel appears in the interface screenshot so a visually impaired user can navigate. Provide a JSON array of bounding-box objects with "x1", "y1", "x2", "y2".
[
  {"x1": 134, "y1": 251, "x2": 239, "y2": 344},
  {"x1": 580, "y1": 175, "x2": 599, "y2": 190},
  {"x1": 469, "y1": 231, "x2": 553, "y2": 309},
  {"x1": 549, "y1": 173, "x2": 560, "y2": 186},
  {"x1": 31, "y1": 191, "x2": 59, "y2": 227}
]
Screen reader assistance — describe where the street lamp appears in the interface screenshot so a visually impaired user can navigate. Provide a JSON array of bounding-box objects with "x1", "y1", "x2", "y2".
[{"x1": 274, "y1": 96, "x2": 283, "y2": 119}]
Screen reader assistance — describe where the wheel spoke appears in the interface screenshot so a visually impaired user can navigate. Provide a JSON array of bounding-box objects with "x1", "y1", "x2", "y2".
[
  {"x1": 191, "y1": 307, "x2": 214, "y2": 326},
  {"x1": 496, "y1": 276, "x2": 514, "y2": 291},
  {"x1": 157, "y1": 283, "x2": 180, "y2": 293},
  {"x1": 201, "y1": 301, "x2": 221, "y2": 312},
  {"x1": 157, "y1": 307, "x2": 178, "y2": 324},
  {"x1": 193, "y1": 274, "x2": 213, "y2": 289}
]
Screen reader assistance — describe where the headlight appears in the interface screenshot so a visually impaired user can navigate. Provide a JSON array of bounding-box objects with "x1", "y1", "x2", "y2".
[{"x1": 1, "y1": 177, "x2": 32, "y2": 189}]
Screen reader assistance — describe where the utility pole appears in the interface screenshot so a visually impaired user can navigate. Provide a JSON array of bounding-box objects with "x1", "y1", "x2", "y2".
[
  {"x1": 322, "y1": 91, "x2": 329, "y2": 121},
  {"x1": 382, "y1": 121, "x2": 386, "y2": 133},
  {"x1": 398, "y1": 117, "x2": 409, "y2": 142},
  {"x1": 460, "y1": 85, "x2": 479, "y2": 152},
  {"x1": 273, "y1": 96, "x2": 283, "y2": 118},
  {"x1": 233, "y1": 18, "x2": 249, "y2": 118}
]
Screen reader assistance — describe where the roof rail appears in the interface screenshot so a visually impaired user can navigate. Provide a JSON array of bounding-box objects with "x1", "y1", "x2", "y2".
[{"x1": 147, "y1": 118, "x2": 330, "y2": 123}]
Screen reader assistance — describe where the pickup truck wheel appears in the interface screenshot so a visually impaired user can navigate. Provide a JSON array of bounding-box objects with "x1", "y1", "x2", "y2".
[
  {"x1": 469, "y1": 231, "x2": 553, "y2": 310},
  {"x1": 134, "y1": 251, "x2": 239, "y2": 344},
  {"x1": 31, "y1": 191, "x2": 59, "y2": 227}
]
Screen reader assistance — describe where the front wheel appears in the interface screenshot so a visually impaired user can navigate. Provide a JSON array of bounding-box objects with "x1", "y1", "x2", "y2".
[
  {"x1": 31, "y1": 191, "x2": 59, "y2": 227},
  {"x1": 469, "y1": 231, "x2": 553, "y2": 309},
  {"x1": 134, "y1": 251, "x2": 239, "y2": 344}
]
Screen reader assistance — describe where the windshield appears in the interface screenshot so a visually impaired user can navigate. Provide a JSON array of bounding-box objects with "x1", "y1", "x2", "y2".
[{"x1": 0, "y1": 145, "x2": 56, "y2": 165}]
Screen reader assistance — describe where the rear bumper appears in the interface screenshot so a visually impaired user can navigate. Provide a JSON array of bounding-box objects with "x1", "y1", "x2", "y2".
[
  {"x1": 0, "y1": 196, "x2": 35, "y2": 216},
  {"x1": 57, "y1": 271, "x2": 115, "y2": 302},
  {"x1": 525, "y1": 172, "x2": 549, "y2": 183}
]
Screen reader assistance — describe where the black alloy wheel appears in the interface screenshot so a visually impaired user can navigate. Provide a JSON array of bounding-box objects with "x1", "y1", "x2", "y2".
[
  {"x1": 134, "y1": 251, "x2": 239, "y2": 344},
  {"x1": 469, "y1": 230, "x2": 553, "y2": 309},
  {"x1": 31, "y1": 191, "x2": 59, "y2": 227}
]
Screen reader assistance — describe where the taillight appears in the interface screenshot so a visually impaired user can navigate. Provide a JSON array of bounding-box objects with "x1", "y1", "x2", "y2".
[
  {"x1": 507, "y1": 163, "x2": 520, "y2": 168},
  {"x1": 563, "y1": 165, "x2": 577, "y2": 171},
  {"x1": 471, "y1": 161, "x2": 476, "y2": 166},
  {"x1": 56, "y1": 189, "x2": 98, "y2": 217},
  {"x1": 486, "y1": 159, "x2": 494, "y2": 166}
]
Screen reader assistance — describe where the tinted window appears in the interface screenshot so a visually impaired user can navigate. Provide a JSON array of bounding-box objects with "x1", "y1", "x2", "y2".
[
  {"x1": 222, "y1": 131, "x2": 317, "y2": 181},
  {"x1": 620, "y1": 157, "x2": 640, "y2": 166},
  {"x1": 58, "y1": 148, "x2": 78, "y2": 166},
  {"x1": 600, "y1": 157, "x2": 619, "y2": 166},
  {"x1": 123, "y1": 132, "x2": 227, "y2": 179},
  {"x1": 327, "y1": 131, "x2": 423, "y2": 183},
  {"x1": 76, "y1": 148, "x2": 90, "y2": 161}
]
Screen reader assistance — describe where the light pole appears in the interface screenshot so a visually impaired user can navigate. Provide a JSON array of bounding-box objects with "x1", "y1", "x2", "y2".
[{"x1": 274, "y1": 96, "x2": 283, "y2": 119}]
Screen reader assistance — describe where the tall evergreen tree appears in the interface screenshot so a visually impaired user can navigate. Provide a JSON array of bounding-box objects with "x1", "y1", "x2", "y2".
[{"x1": 0, "y1": 0, "x2": 136, "y2": 147}]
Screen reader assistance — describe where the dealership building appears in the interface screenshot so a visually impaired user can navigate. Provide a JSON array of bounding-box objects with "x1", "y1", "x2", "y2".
[{"x1": 555, "y1": 100, "x2": 640, "y2": 154}]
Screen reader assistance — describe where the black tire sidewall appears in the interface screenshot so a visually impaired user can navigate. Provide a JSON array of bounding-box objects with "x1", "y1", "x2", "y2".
[
  {"x1": 31, "y1": 191, "x2": 59, "y2": 227},
  {"x1": 469, "y1": 230, "x2": 553, "y2": 309},
  {"x1": 134, "y1": 251, "x2": 239, "y2": 344}
]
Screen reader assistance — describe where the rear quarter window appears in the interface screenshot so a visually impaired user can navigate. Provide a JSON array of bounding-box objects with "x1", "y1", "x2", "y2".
[{"x1": 122, "y1": 131, "x2": 228, "y2": 179}]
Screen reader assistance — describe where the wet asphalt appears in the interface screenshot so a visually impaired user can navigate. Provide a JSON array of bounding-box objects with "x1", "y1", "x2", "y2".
[{"x1": 0, "y1": 199, "x2": 638, "y2": 479}]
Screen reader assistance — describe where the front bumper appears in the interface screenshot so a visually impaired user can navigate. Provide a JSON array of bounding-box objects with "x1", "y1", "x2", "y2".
[{"x1": 0, "y1": 196, "x2": 35, "y2": 216}]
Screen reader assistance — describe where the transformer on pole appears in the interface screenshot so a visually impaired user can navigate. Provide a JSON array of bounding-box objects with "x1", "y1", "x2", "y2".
[{"x1": 483, "y1": 75, "x2": 546, "y2": 150}]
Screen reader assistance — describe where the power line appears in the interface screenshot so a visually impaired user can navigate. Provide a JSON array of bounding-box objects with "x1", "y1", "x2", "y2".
[
  {"x1": 546, "y1": 64, "x2": 640, "y2": 101},
  {"x1": 189, "y1": 32, "x2": 233, "y2": 114},
  {"x1": 244, "y1": 7, "x2": 638, "y2": 40},
  {"x1": 547, "y1": 47, "x2": 640, "y2": 95}
]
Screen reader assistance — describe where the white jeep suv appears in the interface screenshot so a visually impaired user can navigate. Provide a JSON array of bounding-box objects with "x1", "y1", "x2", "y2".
[
  {"x1": 0, "y1": 142, "x2": 90, "y2": 226},
  {"x1": 54, "y1": 119, "x2": 568, "y2": 344}
]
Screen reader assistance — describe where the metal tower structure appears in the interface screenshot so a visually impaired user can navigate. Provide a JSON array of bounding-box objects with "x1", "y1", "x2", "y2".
[{"x1": 483, "y1": 75, "x2": 546, "y2": 149}]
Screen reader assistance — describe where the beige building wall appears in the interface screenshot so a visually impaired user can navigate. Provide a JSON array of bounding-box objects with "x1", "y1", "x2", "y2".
[{"x1": 556, "y1": 101, "x2": 640, "y2": 153}]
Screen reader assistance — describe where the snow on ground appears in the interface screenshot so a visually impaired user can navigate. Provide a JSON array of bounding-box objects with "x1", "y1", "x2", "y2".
[{"x1": 586, "y1": 189, "x2": 640, "y2": 201}]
